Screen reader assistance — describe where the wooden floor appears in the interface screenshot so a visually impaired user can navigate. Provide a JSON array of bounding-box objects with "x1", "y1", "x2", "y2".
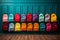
[{"x1": 0, "y1": 34, "x2": 60, "y2": 40}]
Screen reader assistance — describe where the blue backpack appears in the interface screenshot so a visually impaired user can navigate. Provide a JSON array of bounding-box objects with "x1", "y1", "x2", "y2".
[
  {"x1": 21, "y1": 14, "x2": 26, "y2": 22},
  {"x1": 9, "y1": 14, "x2": 14, "y2": 22},
  {"x1": 40, "y1": 23, "x2": 45, "y2": 31}
]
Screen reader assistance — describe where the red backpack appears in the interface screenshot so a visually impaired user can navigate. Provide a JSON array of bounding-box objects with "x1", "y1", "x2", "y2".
[
  {"x1": 2, "y1": 23, "x2": 8, "y2": 31},
  {"x1": 14, "y1": 13, "x2": 21, "y2": 22},
  {"x1": 27, "y1": 13, "x2": 32, "y2": 22},
  {"x1": 52, "y1": 23, "x2": 58, "y2": 31}
]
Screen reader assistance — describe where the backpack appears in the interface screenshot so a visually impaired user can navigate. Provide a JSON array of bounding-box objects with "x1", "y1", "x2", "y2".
[
  {"x1": 21, "y1": 23, "x2": 26, "y2": 31},
  {"x1": 40, "y1": 23, "x2": 45, "y2": 31},
  {"x1": 39, "y1": 13, "x2": 44, "y2": 22},
  {"x1": 3, "y1": 14, "x2": 8, "y2": 22},
  {"x1": 21, "y1": 14, "x2": 26, "y2": 22},
  {"x1": 52, "y1": 23, "x2": 58, "y2": 31},
  {"x1": 14, "y1": 13, "x2": 21, "y2": 22},
  {"x1": 15, "y1": 23, "x2": 21, "y2": 31},
  {"x1": 34, "y1": 23, "x2": 39, "y2": 31},
  {"x1": 51, "y1": 13, "x2": 57, "y2": 22},
  {"x1": 2, "y1": 23, "x2": 8, "y2": 31},
  {"x1": 46, "y1": 23, "x2": 52, "y2": 31},
  {"x1": 33, "y1": 14, "x2": 38, "y2": 22},
  {"x1": 9, "y1": 23, "x2": 14, "y2": 31},
  {"x1": 45, "y1": 14, "x2": 50, "y2": 22},
  {"x1": 27, "y1": 23, "x2": 33, "y2": 31},
  {"x1": 9, "y1": 14, "x2": 14, "y2": 22},
  {"x1": 27, "y1": 13, "x2": 32, "y2": 22}
]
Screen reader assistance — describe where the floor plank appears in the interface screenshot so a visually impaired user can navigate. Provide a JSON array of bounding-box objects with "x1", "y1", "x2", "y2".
[{"x1": 0, "y1": 34, "x2": 60, "y2": 40}]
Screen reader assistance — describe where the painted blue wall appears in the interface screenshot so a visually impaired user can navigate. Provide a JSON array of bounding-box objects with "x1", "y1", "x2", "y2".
[{"x1": 0, "y1": 0, "x2": 60, "y2": 32}]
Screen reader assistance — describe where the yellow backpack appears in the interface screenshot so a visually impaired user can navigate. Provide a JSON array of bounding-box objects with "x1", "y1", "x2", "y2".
[
  {"x1": 15, "y1": 23, "x2": 21, "y2": 31},
  {"x1": 51, "y1": 13, "x2": 57, "y2": 22}
]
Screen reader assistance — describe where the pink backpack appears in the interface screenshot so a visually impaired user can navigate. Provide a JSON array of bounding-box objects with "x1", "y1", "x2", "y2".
[
  {"x1": 3, "y1": 14, "x2": 8, "y2": 22},
  {"x1": 46, "y1": 23, "x2": 52, "y2": 31}
]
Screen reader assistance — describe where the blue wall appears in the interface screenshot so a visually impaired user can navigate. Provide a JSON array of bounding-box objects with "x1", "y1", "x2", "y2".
[{"x1": 0, "y1": 0, "x2": 60, "y2": 32}]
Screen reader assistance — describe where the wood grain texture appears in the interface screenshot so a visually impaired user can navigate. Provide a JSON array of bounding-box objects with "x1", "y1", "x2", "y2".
[{"x1": 0, "y1": 34, "x2": 60, "y2": 40}]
